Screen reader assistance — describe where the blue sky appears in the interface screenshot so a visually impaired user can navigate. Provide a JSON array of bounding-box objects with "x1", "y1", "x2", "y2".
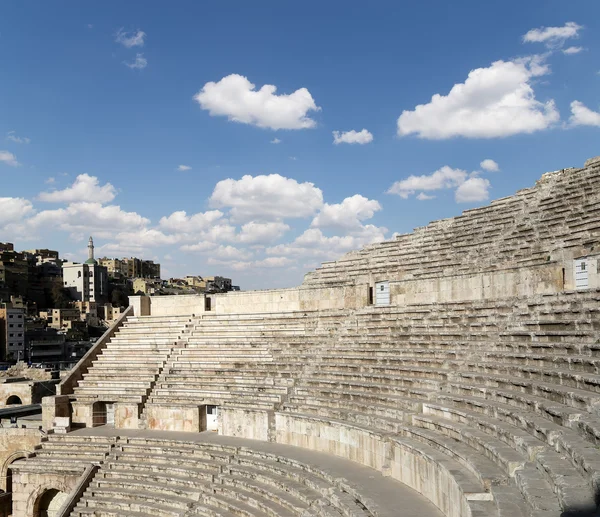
[{"x1": 1, "y1": 1, "x2": 599, "y2": 289}]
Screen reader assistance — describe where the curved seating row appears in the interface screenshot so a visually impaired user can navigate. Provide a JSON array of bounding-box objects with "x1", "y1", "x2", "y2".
[
  {"x1": 304, "y1": 163, "x2": 600, "y2": 286},
  {"x1": 14, "y1": 433, "x2": 380, "y2": 517}
]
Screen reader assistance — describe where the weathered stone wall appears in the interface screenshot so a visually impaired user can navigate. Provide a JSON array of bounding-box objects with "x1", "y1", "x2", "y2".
[
  {"x1": 391, "y1": 262, "x2": 563, "y2": 305},
  {"x1": 219, "y1": 407, "x2": 270, "y2": 441},
  {"x1": 0, "y1": 428, "x2": 42, "y2": 491},
  {"x1": 134, "y1": 284, "x2": 368, "y2": 317},
  {"x1": 11, "y1": 469, "x2": 76, "y2": 517},
  {"x1": 145, "y1": 405, "x2": 200, "y2": 432},
  {"x1": 131, "y1": 294, "x2": 206, "y2": 317}
]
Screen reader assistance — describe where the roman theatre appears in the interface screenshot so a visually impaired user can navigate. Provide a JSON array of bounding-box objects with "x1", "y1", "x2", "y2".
[{"x1": 8, "y1": 156, "x2": 600, "y2": 517}]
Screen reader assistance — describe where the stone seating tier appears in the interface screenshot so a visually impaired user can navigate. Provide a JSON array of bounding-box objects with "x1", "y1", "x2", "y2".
[
  {"x1": 303, "y1": 164, "x2": 600, "y2": 286},
  {"x1": 58, "y1": 288, "x2": 600, "y2": 516},
  {"x1": 16, "y1": 434, "x2": 380, "y2": 517}
]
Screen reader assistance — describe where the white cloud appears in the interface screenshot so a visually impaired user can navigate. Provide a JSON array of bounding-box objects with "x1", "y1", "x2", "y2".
[
  {"x1": 267, "y1": 226, "x2": 387, "y2": 261},
  {"x1": 270, "y1": 138, "x2": 281, "y2": 144},
  {"x1": 212, "y1": 245, "x2": 253, "y2": 260},
  {"x1": 332, "y1": 129, "x2": 373, "y2": 145},
  {"x1": 115, "y1": 28, "x2": 146, "y2": 48},
  {"x1": 194, "y1": 74, "x2": 320, "y2": 130},
  {"x1": 387, "y1": 166, "x2": 468, "y2": 199},
  {"x1": 208, "y1": 256, "x2": 295, "y2": 271},
  {"x1": 563, "y1": 46, "x2": 584, "y2": 55},
  {"x1": 455, "y1": 177, "x2": 490, "y2": 203},
  {"x1": 27, "y1": 202, "x2": 149, "y2": 239},
  {"x1": 0, "y1": 198, "x2": 34, "y2": 225},
  {"x1": 38, "y1": 174, "x2": 117, "y2": 204},
  {"x1": 177, "y1": 165, "x2": 192, "y2": 171},
  {"x1": 124, "y1": 53, "x2": 147, "y2": 70},
  {"x1": 569, "y1": 101, "x2": 600, "y2": 127},
  {"x1": 523, "y1": 22, "x2": 581, "y2": 48},
  {"x1": 0, "y1": 151, "x2": 19, "y2": 167},
  {"x1": 238, "y1": 221, "x2": 290, "y2": 244},
  {"x1": 480, "y1": 159, "x2": 499, "y2": 172},
  {"x1": 417, "y1": 193, "x2": 435, "y2": 201},
  {"x1": 112, "y1": 228, "x2": 180, "y2": 248},
  {"x1": 210, "y1": 174, "x2": 323, "y2": 222},
  {"x1": 397, "y1": 58, "x2": 559, "y2": 139},
  {"x1": 311, "y1": 195, "x2": 381, "y2": 231},
  {"x1": 158, "y1": 210, "x2": 224, "y2": 233},
  {"x1": 6, "y1": 131, "x2": 30, "y2": 144},
  {"x1": 45, "y1": 177, "x2": 55, "y2": 184},
  {"x1": 180, "y1": 241, "x2": 218, "y2": 253}
]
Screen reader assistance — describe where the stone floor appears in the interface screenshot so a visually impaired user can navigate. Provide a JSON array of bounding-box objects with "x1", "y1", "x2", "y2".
[{"x1": 72, "y1": 426, "x2": 444, "y2": 517}]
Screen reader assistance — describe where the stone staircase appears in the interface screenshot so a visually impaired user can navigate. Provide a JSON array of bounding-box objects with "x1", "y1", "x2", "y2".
[
  {"x1": 304, "y1": 161, "x2": 600, "y2": 286},
  {"x1": 72, "y1": 315, "x2": 192, "y2": 406}
]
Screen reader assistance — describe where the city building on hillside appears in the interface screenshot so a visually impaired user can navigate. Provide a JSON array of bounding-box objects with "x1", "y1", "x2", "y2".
[
  {"x1": 0, "y1": 247, "x2": 29, "y2": 303},
  {"x1": 99, "y1": 256, "x2": 161, "y2": 279},
  {"x1": 24, "y1": 323, "x2": 65, "y2": 364},
  {"x1": 62, "y1": 237, "x2": 108, "y2": 304},
  {"x1": 25, "y1": 249, "x2": 60, "y2": 265},
  {"x1": 0, "y1": 302, "x2": 25, "y2": 361},
  {"x1": 133, "y1": 278, "x2": 163, "y2": 295}
]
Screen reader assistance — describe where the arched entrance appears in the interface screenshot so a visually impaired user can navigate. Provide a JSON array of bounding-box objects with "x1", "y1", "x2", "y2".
[
  {"x1": 33, "y1": 488, "x2": 68, "y2": 517},
  {"x1": 6, "y1": 395, "x2": 22, "y2": 405}
]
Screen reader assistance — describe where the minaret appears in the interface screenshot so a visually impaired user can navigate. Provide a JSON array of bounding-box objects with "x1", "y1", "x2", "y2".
[{"x1": 88, "y1": 236, "x2": 95, "y2": 262}]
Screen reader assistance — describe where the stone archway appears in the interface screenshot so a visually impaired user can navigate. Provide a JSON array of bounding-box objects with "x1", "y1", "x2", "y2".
[
  {"x1": 33, "y1": 488, "x2": 68, "y2": 517},
  {"x1": 2, "y1": 451, "x2": 30, "y2": 492},
  {"x1": 6, "y1": 395, "x2": 22, "y2": 405}
]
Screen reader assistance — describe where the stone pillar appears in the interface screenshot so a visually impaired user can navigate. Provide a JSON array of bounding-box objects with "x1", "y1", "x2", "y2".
[
  {"x1": 71, "y1": 401, "x2": 93, "y2": 428},
  {"x1": 41, "y1": 395, "x2": 71, "y2": 432}
]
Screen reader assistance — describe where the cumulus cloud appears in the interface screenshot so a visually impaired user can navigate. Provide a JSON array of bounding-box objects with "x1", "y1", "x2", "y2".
[
  {"x1": 180, "y1": 241, "x2": 218, "y2": 253},
  {"x1": 332, "y1": 129, "x2": 373, "y2": 145},
  {"x1": 397, "y1": 58, "x2": 559, "y2": 139},
  {"x1": 177, "y1": 165, "x2": 192, "y2": 171},
  {"x1": 480, "y1": 159, "x2": 499, "y2": 172},
  {"x1": 455, "y1": 177, "x2": 490, "y2": 203},
  {"x1": 563, "y1": 46, "x2": 584, "y2": 55},
  {"x1": 27, "y1": 202, "x2": 149, "y2": 239},
  {"x1": 388, "y1": 164, "x2": 493, "y2": 204},
  {"x1": 523, "y1": 22, "x2": 581, "y2": 48},
  {"x1": 417, "y1": 193, "x2": 435, "y2": 201},
  {"x1": 210, "y1": 174, "x2": 323, "y2": 222},
  {"x1": 0, "y1": 198, "x2": 34, "y2": 225},
  {"x1": 158, "y1": 210, "x2": 224, "y2": 233},
  {"x1": 6, "y1": 131, "x2": 30, "y2": 144},
  {"x1": 387, "y1": 166, "x2": 468, "y2": 199},
  {"x1": 0, "y1": 151, "x2": 19, "y2": 167},
  {"x1": 270, "y1": 138, "x2": 281, "y2": 144},
  {"x1": 38, "y1": 174, "x2": 117, "y2": 204},
  {"x1": 569, "y1": 101, "x2": 600, "y2": 127},
  {"x1": 208, "y1": 256, "x2": 295, "y2": 271},
  {"x1": 124, "y1": 53, "x2": 147, "y2": 70},
  {"x1": 267, "y1": 225, "x2": 387, "y2": 261},
  {"x1": 112, "y1": 228, "x2": 180, "y2": 248},
  {"x1": 194, "y1": 74, "x2": 320, "y2": 130},
  {"x1": 238, "y1": 221, "x2": 290, "y2": 244},
  {"x1": 311, "y1": 195, "x2": 381, "y2": 231},
  {"x1": 115, "y1": 28, "x2": 146, "y2": 48}
]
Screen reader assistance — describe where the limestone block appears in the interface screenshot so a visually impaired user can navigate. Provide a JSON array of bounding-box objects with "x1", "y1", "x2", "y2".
[
  {"x1": 41, "y1": 395, "x2": 70, "y2": 432},
  {"x1": 115, "y1": 403, "x2": 139, "y2": 429}
]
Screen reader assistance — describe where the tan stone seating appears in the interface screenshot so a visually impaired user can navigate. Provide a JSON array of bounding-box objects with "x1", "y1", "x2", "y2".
[{"x1": 65, "y1": 435, "x2": 375, "y2": 517}]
